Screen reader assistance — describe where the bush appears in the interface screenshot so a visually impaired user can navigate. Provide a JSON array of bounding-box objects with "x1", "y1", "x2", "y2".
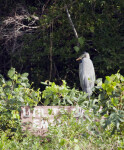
[
  {"x1": 42, "y1": 80, "x2": 88, "y2": 106},
  {"x1": 0, "y1": 70, "x2": 124, "y2": 149},
  {"x1": 97, "y1": 72, "x2": 124, "y2": 134},
  {"x1": 0, "y1": 68, "x2": 41, "y2": 132},
  {"x1": 0, "y1": 130, "x2": 44, "y2": 150},
  {"x1": 42, "y1": 109, "x2": 123, "y2": 150}
]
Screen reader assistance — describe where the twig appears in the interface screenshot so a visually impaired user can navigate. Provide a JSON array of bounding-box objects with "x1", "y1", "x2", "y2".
[
  {"x1": 0, "y1": 3, "x2": 40, "y2": 54},
  {"x1": 65, "y1": 4, "x2": 79, "y2": 40}
]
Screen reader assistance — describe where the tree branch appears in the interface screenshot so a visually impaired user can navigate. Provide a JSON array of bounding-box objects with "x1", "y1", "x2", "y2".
[{"x1": 65, "y1": 4, "x2": 79, "y2": 40}]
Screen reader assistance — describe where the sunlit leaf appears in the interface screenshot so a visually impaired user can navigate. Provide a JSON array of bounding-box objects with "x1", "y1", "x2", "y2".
[
  {"x1": 44, "y1": 99, "x2": 50, "y2": 105},
  {"x1": 74, "y1": 46, "x2": 80, "y2": 52},
  {"x1": 74, "y1": 144, "x2": 80, "y2": 150},
  {"x1": 8, "y1": 68, "x2": 15, "y2": 79}
]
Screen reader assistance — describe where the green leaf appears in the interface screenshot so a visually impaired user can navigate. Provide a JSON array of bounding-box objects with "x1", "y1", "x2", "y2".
[
  {"x1": 74, "y1": 144, "x2": 80, "y2": 150},
  {"x1": 11, "y1": 110, "x2": 20, "y2": 119},
  {"x1": 74, "y1": 139, "x2": 79, "y2": 143},
  {"x1": 96, "y1": 78, "x2": 102, "y2": 87},
  {"x1": 21, "y1": 83, "x2": 27, "y2": 87},
  {"x1": 116, "y1": 120, "x2": 120, "y2": 130},
  {"x1": 59, "y1": 138, "x2": 66, "y2": 146},
  {"x1": 22, "y1": 73, "x2": 29, "y2": 77},
  {"x1": 67, "y1": 98, "x2": 73, "y2": 105},
  {"x1": 106, "y1": 76, "x2": 110, "y2": 82},
  {"x1": 78, "y1": 37, "x2": 85, "y2": 46},
  {"x1": 111, "y1": 98, "x2": 118, "y2": 106},
  {"x1": 74, "y1": 46, "x2": 80, "y2": 52},
  {"x1": 41, "y1": 82, "x2": 48, "y2": 85},
  {"x1": 0, "y1": 141, "x2": 3, "y2": 149},
  {"x1": 118, "y1": 117, "x2": 124, "y2": 122},
  {"x1": 89, "y1": 26, "x2": 94, "y2": 32},
  {"x1": 48, "y1": 109, "x2": 53, "y2": 115},
  {"x1": 6, "y1": 81, "x2": 12, "y2": 86},
  {"x1": 44, "y1": 99, "x2": 50, "y2": 105},
  {"x1": 8, "y1": 68, "x2": 15, "y2": 79}
]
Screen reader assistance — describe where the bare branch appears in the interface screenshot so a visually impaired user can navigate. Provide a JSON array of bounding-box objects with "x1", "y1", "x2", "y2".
[
  {"x1": 0, "y1": 3, "x2": 40, "y2": 54},
  {"x1": 65, "y1": 4, "x2": 79, "y2": 40}
]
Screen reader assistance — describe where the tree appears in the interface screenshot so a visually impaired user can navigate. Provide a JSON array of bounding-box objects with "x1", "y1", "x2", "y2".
[{"x1": 0, "y1": 0, "x2": 123, "y2": 89}]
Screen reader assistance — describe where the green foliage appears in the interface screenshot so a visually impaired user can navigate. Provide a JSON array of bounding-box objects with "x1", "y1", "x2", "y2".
[
  {"x1": 0, "y1": 130, "x2": 44, "y2": 150},
  {"x1": 42, "y1": 73, "x2": 124, "y2": 140},
  {"x1": 0, "y1": 70, "x2": 124, "y2": 149},
  {"x1": 78, "y1": 37, "x2": 85, "y2": 46},
  {"x1": 0, "y1": 68, "x2": 41, "y2": 131},
  {"x1": 74, "y1": 37, "x2": 85, "y2": 52},
  {"x1": 74, "y1": 46, "x2": 80, "y2": 53},
  {"x1": 0, "y1": 0, "x2": 123, "y2": 90},
  {"x1": 41, "y1": 109, "x2": 123, "y2": 150},
  {"x1": 0, "y1": 110, "x2": 123, "y2": 150},
  {"x1": 97, "y1": 72, "x2": 124, "y2": 134},
  {"x1": 42, "y1": 80, "x2": 88, "y2": 106}
]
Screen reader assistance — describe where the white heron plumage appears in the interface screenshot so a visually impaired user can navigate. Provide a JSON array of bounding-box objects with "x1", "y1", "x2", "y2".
[{"x1": 76, "y1": 52, "x2": 95, "y2": 98}]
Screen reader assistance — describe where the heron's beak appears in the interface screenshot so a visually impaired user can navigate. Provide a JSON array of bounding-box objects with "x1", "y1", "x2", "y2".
[
  {"x1": 76, "y1": 57, "x2": 82, "y2": 61},
  {"x1": 76, "y1": 54, "x2": 84, "y2": 61}
]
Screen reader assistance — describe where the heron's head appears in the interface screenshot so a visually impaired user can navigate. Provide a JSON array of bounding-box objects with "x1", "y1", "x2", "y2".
[{"x1": 76, "y1": 52, "x2": 90, "y2": 61}]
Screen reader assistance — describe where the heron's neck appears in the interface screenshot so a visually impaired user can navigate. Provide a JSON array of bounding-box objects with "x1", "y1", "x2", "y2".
[{"x1": 86, "y1": 56, "x2": 90, "y2": 59}]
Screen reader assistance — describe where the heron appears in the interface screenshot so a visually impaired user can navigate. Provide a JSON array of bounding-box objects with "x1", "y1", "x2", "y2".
[{"x1": 76, "y1": 52, "x2": 95, "y2": 99}]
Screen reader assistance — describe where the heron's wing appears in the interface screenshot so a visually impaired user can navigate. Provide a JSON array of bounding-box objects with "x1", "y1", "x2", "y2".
[
  {"x1": 79, "y1": 58, "x2": 95, "y2": 95},
  {"x1": 79, "y1": 62, "x2": 84, "y2": 89},
  {"x1": 83, "y1": 77, "x2": 93, "y2": 95},
  {"x1": 88, "y1": 61, "x2": 95, "y2": 89}
]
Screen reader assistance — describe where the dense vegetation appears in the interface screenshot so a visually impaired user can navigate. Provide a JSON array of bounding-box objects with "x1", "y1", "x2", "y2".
[
  {"x1": 0, "y1": 0, "x2": 124, "y2": 89},
  {"x1": 0, "y1": 68, "x2": 124, "y2": 149},
  {"x1": 0, "y1": 0, "x2": 124, "y2": 149}
]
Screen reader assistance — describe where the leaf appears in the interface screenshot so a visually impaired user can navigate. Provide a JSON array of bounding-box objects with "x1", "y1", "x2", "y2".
[
  {"x1": 74, "y1": 144, "x2": 80, "y2": 150},
  {"x1": 105, "y1": 76, "x2": 110, "y2": 82},
  {"x1": 78, "y1": 37, "x2": 85, "y2": 46},
  {"x1": 118, "y1": 117, "x2": 124, "y2": 122},
  {"x1": 111, "y1": 98, "x2": 118, "y2": 106},
  {"x1": 18, "y1": 97, "x2": 24, "y2": 102},
  {"x1": 21, "y1": 83, "x2": 27, "y2": 87},
  {"x1": 41, "y1": 81, "x2": 49, "y2": 85},
  {"x1": 96, "y1": 78, "x2": 102, "y2": 86},
  {"x1": 22, "y1": 73, "x2": 29, "y2": 78},
  {"x1": 74, "y1": 46, "x2": 80, "y2": 52},
  {"x1": 0, "y1": 141, "x2": 3, "y2": 149},
  {"x1": 48, "y1": 109, "x2": 53, "y2": 115},
  {"x1": 13, "y1": 74, "x2": 18, "y2": 81},
  {"x1": 116, "y1": 120, "x2": 120, "y2": 130},
  {"x1": 44, "y1": 99, "x2": 50, "y2": 105},
  {"x1": 89, "y1": 26, "x2": 94, "y2": 32},
  {"x1": 11, "y1": 110, "x2": 20, "y2": 119},
  {"x1": 6, "y1": 81, "x2": 12, "y2": 86},
  {"x1": 8, "y1": 68, "x2": 15, "y2": 79},
  {"x1": 84, "y1": 114, "x2": 91, "y2": 122},
  {"x1": 59, "y1": 138, "x2": 66, "y2": 146},
  {"x1": 74, "y1": 139, "x2": 79, "y2": 143},
  {"x1": 67, "y1": 98, "x2": 73, "y2": 105}
]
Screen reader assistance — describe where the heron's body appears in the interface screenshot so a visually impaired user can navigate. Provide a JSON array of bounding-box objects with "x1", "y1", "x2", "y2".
[{"x1": 77, "y1": 52, "x2": 95, "y2": 97}]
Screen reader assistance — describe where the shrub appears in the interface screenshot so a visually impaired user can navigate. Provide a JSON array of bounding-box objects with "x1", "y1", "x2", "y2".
[
  {"x1": 0, "y1": 70, "x2": 124, "y2": 149},
  {"x1": 97, "y1": 72, "x2": 124, "y2": 134},
  {"x1": 0, "y1": 68, "x2": 41, "y2": 132},
  {"x1": 42, "y1": 109, "x2": 123, "y2": 150},
  {"x1": 42, "y1": 80, "x2": 88, "y2": 106}
]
